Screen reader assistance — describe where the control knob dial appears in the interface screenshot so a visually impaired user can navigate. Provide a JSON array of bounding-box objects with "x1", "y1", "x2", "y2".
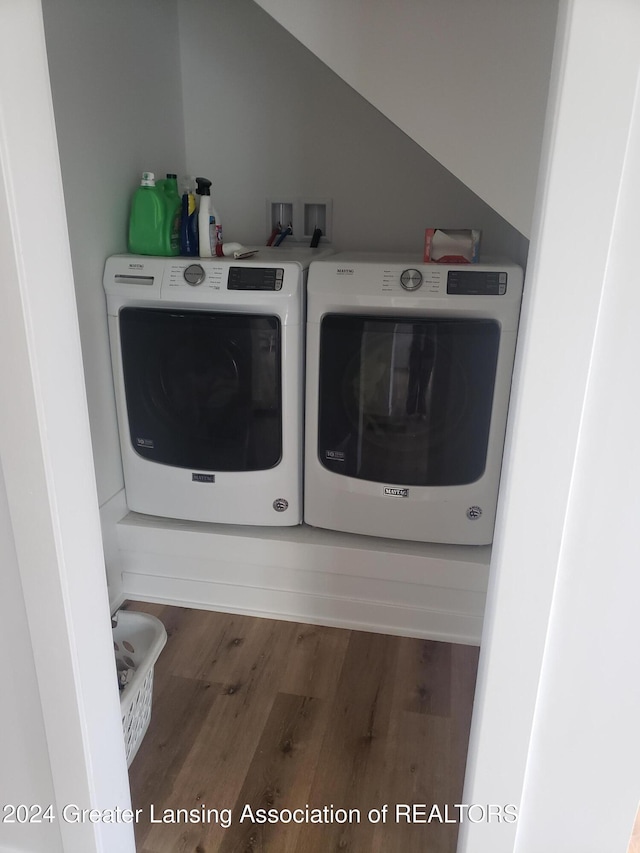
[
  {"x1": 184, "y1": 263, "x2": 206, "y2": 286},
  {"x1": 400, "y1": 268, "x2": 423, "y2": 291}
]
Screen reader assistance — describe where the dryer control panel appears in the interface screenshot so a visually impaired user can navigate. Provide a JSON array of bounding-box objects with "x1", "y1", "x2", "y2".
[
  {"x1": 393, "y1": 267, "x2": 508, "y2": 296},
  {"x1": 447, "y1": 269, "x2": 508, "y2": 296}
]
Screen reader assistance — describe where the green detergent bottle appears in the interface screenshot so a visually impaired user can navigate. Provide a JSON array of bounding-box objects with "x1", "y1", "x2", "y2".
[
  {"x1": 128, "y1": 171, "x2": 178, "y2": 256},
  {"x1": 156, "y1": 173, "x2": 181, "y2": 255}
]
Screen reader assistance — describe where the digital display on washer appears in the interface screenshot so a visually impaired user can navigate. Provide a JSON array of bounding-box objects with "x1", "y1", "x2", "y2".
[
  {"x1": 227, "y1": 267, "x2": 284, "y2": 291},
  {"x1": 447, "y1": 270, "x2": 508, "y2": 296}
]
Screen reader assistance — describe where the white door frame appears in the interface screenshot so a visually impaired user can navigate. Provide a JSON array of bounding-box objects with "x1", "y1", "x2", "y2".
[
  {"x1": 459, "y1": 1, "x2": 640, "y2": 850},
  {"x1": 0, "y1": 3, "x2": 134, "y2": 851}
]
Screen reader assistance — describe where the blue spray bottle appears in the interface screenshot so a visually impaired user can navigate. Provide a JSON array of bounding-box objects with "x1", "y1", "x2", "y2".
[{"x1": 179, "y1": 176, "x2": 198, "y2": 256}]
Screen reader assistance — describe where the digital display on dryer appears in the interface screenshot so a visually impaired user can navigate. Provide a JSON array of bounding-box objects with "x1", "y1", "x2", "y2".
[{"x1": 447, "y1": 270, "x2": 507, "y2": 295}]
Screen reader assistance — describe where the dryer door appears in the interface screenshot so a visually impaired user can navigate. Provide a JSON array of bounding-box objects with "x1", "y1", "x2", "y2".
[
  {"x1": 318, "y1": 314, "x2": 500, "y2": 486},
  {"x1": 119, "y1": 307, "x2": 282, "y2": 471}
]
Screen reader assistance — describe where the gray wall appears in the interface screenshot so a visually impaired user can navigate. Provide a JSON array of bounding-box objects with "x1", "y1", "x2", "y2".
[
  {"x1": 179, "y1": 0, "x2": 529, "y2": 262},
  {"x1": 253, "y1": 0, "x2": 559, "y2": 237},
  {"x1": 42, "y1": 0, "x2": 186, "y2": 506}
]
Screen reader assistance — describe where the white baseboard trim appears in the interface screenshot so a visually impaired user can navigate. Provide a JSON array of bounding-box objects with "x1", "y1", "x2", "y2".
[
  {"x1": 117, "y1": 513, "x2": 490, "y2": 645},
  {"x1": 109, "y1": 592, "x2": 126, "y2": 616}
]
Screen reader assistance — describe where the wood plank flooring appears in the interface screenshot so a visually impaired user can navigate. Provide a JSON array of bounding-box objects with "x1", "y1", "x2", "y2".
[{"x1": 126, "y1": 602, "x2": 479, "y2": 853}]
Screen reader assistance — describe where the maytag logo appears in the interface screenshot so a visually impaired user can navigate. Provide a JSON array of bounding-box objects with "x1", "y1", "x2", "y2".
[
  {"x1": 336, "y1": 267, "x2": 354, "y2": 275},
  {"x1": 384, "y1": 487, "x2": 409, "y2": 498},
  {"x1": 192, "y1": 473, "x2": 215, "y2": 483},
  {"x1": 128, "y1": 263, "x2": 144, "y2": 269}
]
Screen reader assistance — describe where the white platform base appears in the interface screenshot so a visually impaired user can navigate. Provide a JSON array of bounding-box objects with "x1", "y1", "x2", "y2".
[
  {"x1": 116, "y1": 514, "x2": 490, "y2": 645},
  {"x1": 99, "y1": 488, "x2": 129, "y2": 612}
]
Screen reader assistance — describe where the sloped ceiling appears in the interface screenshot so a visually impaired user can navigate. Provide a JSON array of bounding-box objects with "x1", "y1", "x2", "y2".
[{"x1": 252, "y1": 0, "x2": 559, "y2": 237}]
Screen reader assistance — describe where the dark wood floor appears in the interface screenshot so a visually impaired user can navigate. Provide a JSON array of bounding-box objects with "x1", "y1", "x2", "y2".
[{"x1": 126, "y1": 602, "x2": 479, "y2": 853}]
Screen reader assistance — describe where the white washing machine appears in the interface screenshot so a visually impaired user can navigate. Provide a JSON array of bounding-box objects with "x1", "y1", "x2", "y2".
[
  {"x1": 104, "y1": 247, "x2": 332, "y2": 526},
  {"x1": 304, "y1": 252, "x2": 524, "y2": 545}
]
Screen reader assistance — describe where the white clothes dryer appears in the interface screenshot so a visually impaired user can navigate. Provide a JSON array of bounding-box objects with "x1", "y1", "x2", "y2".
[
  {"x1": 104, "y1": 247, "x2": 332, "y2": 526},
  {"x1": 304, "y1": 252, "x2": 524, "y2": 545}
]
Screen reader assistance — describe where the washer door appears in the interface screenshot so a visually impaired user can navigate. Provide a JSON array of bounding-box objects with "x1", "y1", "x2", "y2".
[
  {"x1": 317, "y1": 314, "x2": 500, "y2": 486},
  {"x1": 119, "y1": 307, "x2": 282, "y2": 471}
]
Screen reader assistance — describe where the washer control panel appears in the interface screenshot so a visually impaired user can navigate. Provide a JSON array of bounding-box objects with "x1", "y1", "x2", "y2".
[
  {"x1": 166, "y1": 262, "x2": 292, "y2": 294},
  {"x1": 227, "y1": 267, "x2": 284, "y2": 291}
]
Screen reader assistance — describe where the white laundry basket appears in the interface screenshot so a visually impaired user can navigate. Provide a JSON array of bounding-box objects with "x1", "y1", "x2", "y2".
[{"x1": 112, "y1": 610, "x2": 167, "y2": 767}]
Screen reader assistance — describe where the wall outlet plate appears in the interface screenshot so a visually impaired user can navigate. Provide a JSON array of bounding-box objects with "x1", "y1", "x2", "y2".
[
  {"x1": 266, "y1": 197, "x2": 332, "y2": 243},
  {"x1": 302, "y1": 198, "x2": 332, "y2": 242},
  {"x1": 266, "y1": 199, "x2": 294, "y2": 233}
]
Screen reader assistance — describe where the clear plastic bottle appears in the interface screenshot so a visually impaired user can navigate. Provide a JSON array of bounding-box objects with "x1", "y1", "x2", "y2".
[{"x1": 210, "y1": 191, "x2": 223, "y2": 255}]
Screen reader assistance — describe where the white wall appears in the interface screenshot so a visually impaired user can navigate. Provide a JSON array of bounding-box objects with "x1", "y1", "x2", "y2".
[
  {"x1": 41, "y1": 0, "x2": 186, "y2": 508},
  {"x1": 253, "y1": 0, "x2": 558, "y2": 237},
  {"x1": 511, "y1": 15, "x2": 640, "y2": 847},
  {"x1": 0, "y1": 462, "x2": 62, "y2": 853},
  {"x1": 520, "y1": 149, "x2": 640, "y2": 845},
  {"x1": 459, "y1": 1, "x2": 640, "y2": 850},
  {"x1": 178, "y1": 0, "x2": 529, "y2": 264}
]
